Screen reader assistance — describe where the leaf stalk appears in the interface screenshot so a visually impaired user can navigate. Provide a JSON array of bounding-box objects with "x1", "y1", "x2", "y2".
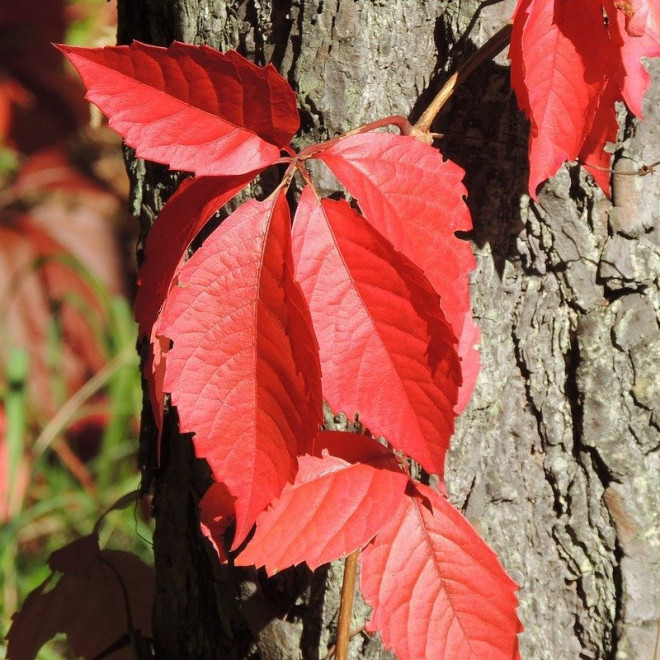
[
  {"x1": 414, "y1": 23, "x2": 513, "y2": 134},
  {"x1": 336, "y1": 549, "x2": 360, "y2": 660}
]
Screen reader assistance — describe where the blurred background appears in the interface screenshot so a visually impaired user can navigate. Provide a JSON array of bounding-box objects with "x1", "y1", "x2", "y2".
[{"x1": 0, "y1": 0, "x2": 152, "y2": 654}]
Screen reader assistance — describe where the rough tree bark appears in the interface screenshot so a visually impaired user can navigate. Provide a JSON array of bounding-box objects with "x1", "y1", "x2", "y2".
[{"x1": 116, "y1": 1, "x2": 660, "y2": 658}]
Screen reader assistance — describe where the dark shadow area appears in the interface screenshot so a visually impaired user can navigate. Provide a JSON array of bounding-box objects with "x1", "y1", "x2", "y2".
[
  {"x1": 409, "y1": 10, "x2": 530, "y2": 278},
  {"x1": 269, "y1": 0, "x2": 297, "y2": 72},
  {"x1": 435, "y1": 58, "x2": 529, "y2": 273}
]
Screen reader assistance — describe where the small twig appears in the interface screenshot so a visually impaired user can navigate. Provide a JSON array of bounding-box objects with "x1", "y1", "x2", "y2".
[
  {"x1": 298, "y1": 115, "x2": 413, "y2": 160},
  {"x1": 93, "y1": 489, "x2": 140, "y2": 536},
  {"x1": 414, "y1": 23, "x2": 513, "y2": 135},
  {"x1": 578, "y1": 159, "x2": 660, "y2": 176},
  {"x1": 335, "y1": 549, "x2": 361, "y2": 660},
  {"x1": 340, "y1": 115, "x2": 412, "y2": 139}
]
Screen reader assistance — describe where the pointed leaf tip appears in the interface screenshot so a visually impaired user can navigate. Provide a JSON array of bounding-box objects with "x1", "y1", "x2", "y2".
[
  {"x1": 60, "y1": 41, "x2": 299, "y2": 175},
  {"x1": 360, "y1": 483, "x2": 522, "y2": 660},
  {"x1": 510, "y1": 0, "x2": 660, "y2": 196},
  {"x1": 236, "y1": 432, "x2": 408, "y2": 574}
]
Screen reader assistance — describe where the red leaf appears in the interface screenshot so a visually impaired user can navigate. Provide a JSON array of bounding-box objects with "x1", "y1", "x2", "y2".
[
  {"x1": 510, "y1": 0, "x2": 608, "y2": 197},
  {"x1": 292, "y1": 187, "x2": 461, "y2": 477},
  {"x1": 360, "y1": 483, "x2": 521, "y2": 660},
  {"x1": 509, "y1": 0, "x2": 531, "y2": 119},
  {"x1": 578, "y1": 80, "x2": 620, "y2": 195},
  {"x1": 316, "y1": 133, "x2": 479, "y2": 412},
  {"x1": 135, "y1": 173, "x2": 255, "y2": 447},
  {"x1": 609, "y1": 0, "x2": 660, "y2": 117},
  {"x1": 200, "y1": 482, "x2": 235, "y2": 563},
  {"x1": 160, "y1": 190, "x2": 322, "y2": 547},
  {"x1": 7, "y1": 549, "x2": 154, "y2": 660},
  {"x1": 12, "y1": 148, "x2": 108, "y2": 197},
  {"x1": 135, "y1": 173, "x2": 254, "y2": 341},
  {"x1": 144, "y1": 334, "x2": 169, "y2": 457},
  {"x1": 57, "y1": 41, "x2": 299, "y2": 175},
  {"x1": 236, "y1": 431, "x2": 408, "y2": 574},
  {"x1": 615, "y1": 0, "x2": 650, "y2": 36},
  {"x1": 615, "y1": 0, "x2": 649, "y2": 35},
  {"x1": 510, "y1": 0, "x2": 660, "y2": 196},
  {"x1": 310, "y1": 429, "x2": 403, "y2": 466}
]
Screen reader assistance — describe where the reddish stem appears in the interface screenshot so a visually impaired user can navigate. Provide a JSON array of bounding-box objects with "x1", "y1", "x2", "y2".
[
  {"x1": 414, "y1": 23, "x2": 513, "y2": 134},
  {"x1": 298, "y1": 115, "x2": 412, "y2": 160},
  {"x1": 335, "y1": 549, "x2": 360, "y2": 660}
]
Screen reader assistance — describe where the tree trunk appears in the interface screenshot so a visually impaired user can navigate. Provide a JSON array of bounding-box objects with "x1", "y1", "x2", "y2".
[{"x1": 117, "y1": 1, "x2": 660, "y2": 658}]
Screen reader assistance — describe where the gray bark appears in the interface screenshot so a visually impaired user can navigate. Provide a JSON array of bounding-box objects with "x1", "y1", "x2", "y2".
[{"x1": 117, "y1": 1, "x2": 660, "y2": 658}]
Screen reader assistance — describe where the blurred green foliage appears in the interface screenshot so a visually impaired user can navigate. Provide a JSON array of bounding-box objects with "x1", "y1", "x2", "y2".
[
  {"x1": 0, "y1": 1, "x2": 151, "y2": 656},
  {"x1": 0, "y1": 258, "x2": 150, "y2": 653}
]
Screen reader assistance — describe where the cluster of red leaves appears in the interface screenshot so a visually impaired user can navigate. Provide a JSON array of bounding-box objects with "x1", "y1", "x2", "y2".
[
  {"x1": 60, "y1": 41, "x2": 521, "y2": 658},
  {"x1": 510, "y1": 0, "x2": 660, "y2": 196}
]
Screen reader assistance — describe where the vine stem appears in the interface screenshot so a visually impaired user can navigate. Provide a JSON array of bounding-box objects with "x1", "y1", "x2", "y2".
[
  {"x1": 297, "y1": 115, "x2": 412, "y2": 160},
  {"x1": 414, "y1": 23, "x2": 513, "y2": 134},
  {"x1": 578, "y1": 158, "x2": 660, "y2": 176},
  {"x1": 336, "y1": 549, "x2": 361, "y2": 660}
]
